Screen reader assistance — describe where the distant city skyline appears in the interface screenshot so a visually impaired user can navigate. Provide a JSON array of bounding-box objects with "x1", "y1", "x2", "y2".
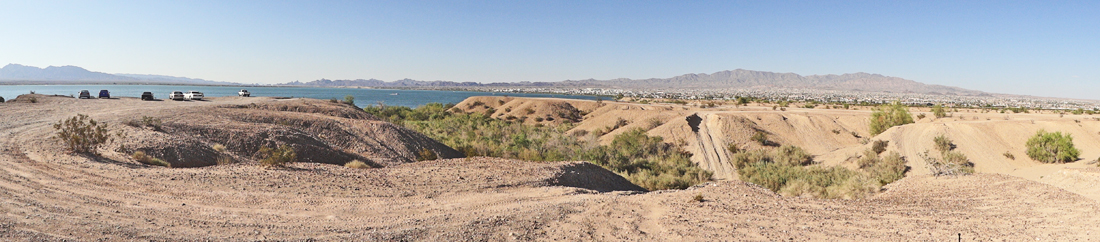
[{"x1": 2, "y1": 1, "x2": 1098, "y2": 99}]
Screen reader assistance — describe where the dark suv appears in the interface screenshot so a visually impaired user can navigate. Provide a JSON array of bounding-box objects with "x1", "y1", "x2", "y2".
[
  {"x1": 98, "y1": 90, "x2": 110, "y2": 98},
  {"x1": 141, "y1": 92, "x2": 154, "y2": 100}
]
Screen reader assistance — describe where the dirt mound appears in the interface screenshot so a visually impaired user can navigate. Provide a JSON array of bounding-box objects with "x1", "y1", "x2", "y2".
[
  {"x1": 115, "y1": 98, "x2": 462, "y2": 167},
  {"x1": 547, "y1": 162, "x2": 647, "y2": 192},
  {"x1": 454, "y1": 96, "x2": 595, "y2": 125}
]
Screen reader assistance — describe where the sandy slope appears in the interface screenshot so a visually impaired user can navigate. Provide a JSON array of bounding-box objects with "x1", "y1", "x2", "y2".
[{"x1": 2, "y1": 95, "x2": 1100, "y2": 240}]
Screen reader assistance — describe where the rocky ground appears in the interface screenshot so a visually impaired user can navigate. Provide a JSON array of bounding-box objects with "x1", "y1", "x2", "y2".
[{"x1": 1, "y1": 94, "x2": 1099, "y2": 241}]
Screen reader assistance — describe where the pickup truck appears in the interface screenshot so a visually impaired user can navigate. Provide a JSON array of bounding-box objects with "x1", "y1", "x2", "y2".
[{"x1": 238, "y1": 89, "x2": 250, "y2": 97}]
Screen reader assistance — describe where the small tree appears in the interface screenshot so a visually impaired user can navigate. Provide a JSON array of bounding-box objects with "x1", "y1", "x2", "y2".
[
  {"x1": 1026, "y1": 130, "x2": 1079, "y2": 163},
  {"x1": 869, "y1": 101, "x2": 914, "y2": 136},
  {"x1": 53, "y1": 114, "x2": 113, "y2": 154},
  {"x1": 417, "y1": 148, "x2": 438, "y2": 161}
]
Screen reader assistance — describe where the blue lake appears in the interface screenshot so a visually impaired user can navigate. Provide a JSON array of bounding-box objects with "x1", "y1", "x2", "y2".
[{"x1": 0, "y1": 85, "x2": 603, "y2": 107}]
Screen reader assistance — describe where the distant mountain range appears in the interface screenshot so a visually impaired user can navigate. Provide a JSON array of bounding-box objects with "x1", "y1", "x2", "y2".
[
  {"x1": 284, "y1": 69, "x2": 984, "y2": 96},
  {"x1": 0, "y1": 64, "x2": 238, "y2": 85}
]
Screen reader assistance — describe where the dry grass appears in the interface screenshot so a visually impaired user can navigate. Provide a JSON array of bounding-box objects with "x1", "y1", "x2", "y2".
[
  {"x1": 131, "y1": 151, "x2": 170, "y2": 167},
  {"x1": 345, "y1": 160, "x2": 370, "y2": 169}
]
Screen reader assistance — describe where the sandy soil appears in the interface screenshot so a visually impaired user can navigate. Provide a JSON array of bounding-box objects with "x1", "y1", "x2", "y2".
[{"x1": 2, "y1": 94, "x2": 1100, "y2": 241}]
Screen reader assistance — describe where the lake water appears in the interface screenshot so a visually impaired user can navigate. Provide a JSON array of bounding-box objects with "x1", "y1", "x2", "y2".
[{"x1": 0, "y1": 85, "x2": 603, "y2": 107}]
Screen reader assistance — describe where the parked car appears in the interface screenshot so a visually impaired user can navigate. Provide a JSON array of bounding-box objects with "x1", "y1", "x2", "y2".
[
  {"x1": 78, "y1": 90, "x2": 92, "y2": 99},
  {"x1": 184, "y1": 91, "x2": 204, "y2": 100},
  {"x1": 238, "y1": 89, "x2": 250, "y2": 97},
  {"x1": 141, "y1": 92, "x2": 155, "y2": 100},
  {"x1": 98, "y1": 90, "x2": 110, "y2": 98},
  {"x1": 169, "y1": 91, "x2": 186, "y2": 100}
]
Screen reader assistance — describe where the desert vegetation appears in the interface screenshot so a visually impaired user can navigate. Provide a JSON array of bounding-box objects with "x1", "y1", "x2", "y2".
[
  {"x1": 364, "y1": 103, "x2": 712, "y2": 190},
  {"x1": 869, "y1": 101, "x2": 914, "y2": 135},
  {"x1": 53, "y1": 114, "x2": 114, "y2": 154},
  {"x1": 1025, "y1": 130, "x2": 1079, "y2": 163},
  {"x1": 131, "y1": 151, "x2": 170, "y2": 167},
  {"x1": 731, "y1": 144, "x2": 906, "y2": 199},
  {"x1": 258, "y1": 145, "x2": 297, "y2": 167},
  {"x1": 932, "y1": 104, "x2": 948, "y2": 118},
  {"x1": 923, "y1": 135, "x2": 974, "y2": 176}
]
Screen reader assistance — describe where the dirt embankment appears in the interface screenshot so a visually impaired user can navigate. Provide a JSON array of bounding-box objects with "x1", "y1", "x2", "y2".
[{"x1": 109, "y1": 98, "x2": 465, "y2": 167}]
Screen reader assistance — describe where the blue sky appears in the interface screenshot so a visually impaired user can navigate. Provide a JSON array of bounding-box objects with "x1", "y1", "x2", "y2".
[{"x1": 2, "y1": 1, "x2": 1098, "y2": 99}]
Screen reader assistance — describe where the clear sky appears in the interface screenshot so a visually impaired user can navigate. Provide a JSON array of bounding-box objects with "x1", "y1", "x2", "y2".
[{"x1": 2, "y1": 1, "x2": 1098, "y2": 99}]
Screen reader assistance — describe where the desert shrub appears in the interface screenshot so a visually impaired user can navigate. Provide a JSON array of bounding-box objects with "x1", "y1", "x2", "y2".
[
  {"x1": 53, "y1": 114, "x2": 113, "y2": 154},
  {"x1": 1003, "y1": 152, "x2": 1015, "y2": 160},
  {"x1": 524, "y1": 108, "x2": 535, "y2": 114},
  {"x1": 931, "y1": 104, "x2": 947, "y2": 118},
  {"x1": 916, "y1": 113, "x2": 926, "y2": 120},
  {"x1": 941, "y1": 150, "x2": 973, "y2": 173},
  {"x1": 646, "y1": 117, "x2": 664, "y2": 129},
  {"x1": 1025, "y1": 130, "x2": 1079, "y2": 163},
  {"x1": 498, "y1": 99, "x2": 505, "y2": 105},
  {"x1": 345, "y1": 160, "x2": 370, "y2": 169},
  {"x1": 29, "y1": 97, "x2": 37, "y2": 103},
  {"x1": 374, "y1": 103, "x2": 711, "y2": 190},
  {"x1": 343, "y1": 95, "x2": 355, "y2": 106},
  {"x1": 534, "y1": 117, "x2": 544, "y2": 122},
  {"x1": 831, "y1": 129, "x2": 841, "y2": 134},
  {"x1": 933, "y1": 135, "x2": 953, "y2": 152},
  {"x1": 867, "y1": 152, "x2": 907, "y2": 186},
  {"x1": 693, "y1": 193, "x2": 704, "y2": 202},
  {"x1": 871, "y1": 140, "x2": 888, "y2": 154},
  {"x1": 211, "y1": 144, "x2": 234, "y2": 165},
  {"x1": 258, "y1": 145, "x2": 296, "y2": 167},
  {"x1": 468, "y1": 101, "x2": 485, "y2": 108},
  {"x1": 869, "y1": 102, "x2": 914, "y2": 136},
  {"x1": 802, "y1": 104, "x2": 816, "y2": 109},
  {"x1": 856, "y1": 149, "x2": 880, "y2": 169},
  {"x1": 417, "y1": 148, "x2": 438, "y2": 161},
  {"x1": 732, "y1": 146, "x2": 901, "y2": 199},
  {"x1": 329, "y1": 98, "x2": 339, "y2": 103},
  {"x1": 726, "y1": 143, "x2": 742, "y2": 154},
  {"x1": 773, "y1": 145, "x2": 812, "y2": 166},
  {"x1": 751, "y1": 131, "x2": 768, "y2": 146},
  {"x1": 131, "y1": 151, "x2": 170, "y2": 167}
]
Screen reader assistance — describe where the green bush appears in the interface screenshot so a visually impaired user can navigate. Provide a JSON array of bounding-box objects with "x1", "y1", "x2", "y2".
[
  {"x1": 343, "y1": 95, "x2": 355, "y2": 106},
  {"x1": 1026, "y1": 130, "x2": 1079, "y2": 163},
  {"x1": 933, "y1": 135, "x2": 953, "y2": 152},
  {"x1": 751, "y1": 131, "x2": 768, "y2": 146},
  {"x1": 53, "y1": 114, "x2": 113, "y2": 154},
  {"x1": 258, "y1": 145, "x2": 296, "y2": 167},
  {"x1": 932, "y1": 104, "x2": 947, "y2": 118},
  {"x1": 871, "y1": 140, "x2": 888, "y2": 154},
  {"x1": 869, "y1": 102, "x2": 914, "y2": 136},
  {"x1": 732, "y1": 146, "x2": 904, "y2": 199}
]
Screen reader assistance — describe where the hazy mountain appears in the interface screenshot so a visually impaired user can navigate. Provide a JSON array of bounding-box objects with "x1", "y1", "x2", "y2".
[
  {"x1": 283, "y1": 69, "x2": 983, "y2": 95},
  {"x1": 282, "y1": 78, "x2": 483, "y2": 87},
  {"x1": 0, "y1": 64, "x2": 238, "y2": 85},
  {"x1": 114, "y1": 73, "x2": 238, "y2": 85},
  {"x1": 575, "y1": 69, "x2": 983, "y2": 95},
  {"x1": 0, "y1": 64, "x2": 132, "y2": 82}
]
